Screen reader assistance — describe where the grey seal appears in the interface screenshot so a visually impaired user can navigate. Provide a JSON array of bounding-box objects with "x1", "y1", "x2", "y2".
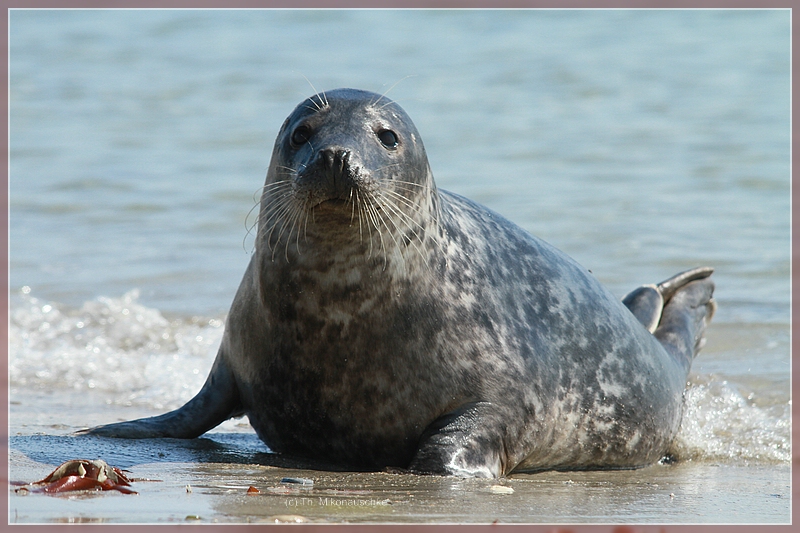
[{"x1": 83, "y1": 88, "x2": 716, "y2": 478}]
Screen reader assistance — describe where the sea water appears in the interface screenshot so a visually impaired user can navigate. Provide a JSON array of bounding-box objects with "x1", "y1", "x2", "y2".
[{"x1": 8, "y1": 9, "x2": 790, "y2": 523}]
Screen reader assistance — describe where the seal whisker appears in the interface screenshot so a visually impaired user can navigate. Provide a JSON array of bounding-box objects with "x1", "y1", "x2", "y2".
[
  {"x1": 262, "y1": 202, "x2": 293, "y2": 253},
  {"x1": 389, "y1": 179, "x2": 433, "y2": 190},
  {"x1": 257, "y1": 181, "x2": 295, "y2": 208},
  {"x1": 274, "y1": 200, "x2": 304, "y2": 262},
  {"x1": 372, "y1": 75, "x2": 416, "y2": 109},
  {"x1": 302, "y1": 203, "x2": 311, "y2": 243},
  {"x1": 372, "y1": 163, "x2": 404, "y2": 175},
  {"x1": 377, "y1": 191, "x2": 425, "y2": 236},
  {"x1": 300, "y1": 75, "x2": 327, "y2": 111},
  {"x1": 373, "y1": 205, "x2": 401, "y2": 273},
  {"x1": 387, "y1": 181, "x2": 437, "y2": 201},
  {"x1": 353, "y1": 189, "x2": 364, "y2": 243},
  {"x1": 362, "y1": 191, "x2": 384, "y2": 261},
  {"x1": 258, "y1": 198, "x2": 294, "y2": 232},
  {"x1": 375, "y1": 203, "x2": 413, "y2": 274},
  {"x1": 382, "y1": 188, "x2": 440, "y2": 242},
  {"x1": 370, "y1": 195, "x2": 407, "y2": 272},
  {"x1": 244, "y1": 184, "x2": 279, "y2": 251},
  {"x1": 259, "y1": 186, "x2": 296, "y2": 212},
  {"x1": 263, "y1": 198, "x2": 302, "y2": 258},
  {"x1": 258, "y1": 190, "x2": 297, "y2": 227},
  {"x1": 285, "y1": 199, "x2": 306, "y2": 261},
  {"x1": 361, "y1": 192, "x2": 375, "y2": 258},
  {"x1": 348, "y1": 186, "x2": 356, "y2": 225},
  {"x1": 386, "y1": 181, "x2": 443, "y2": 238},
  {"x1": 375, "y1": 192, "x2": 428, "y2": 268},
  {"x1": 380, "y1": 188, "x2": 444, "y2": 257},
  {"x1": 357, "y1": 193, "x2": 369, "y2": 253},
  {"x1": 363, "y1": 192, "x2": 392, "y2": 271},
  {"x1": 291, "y1": 197, "x2": 309, "y2": 257},
  {"x1": 281, "y1": 206, "x2": 297, "y2": 261},
  {"x1": 380, "y1": 187, "x2": 422, "y2": 212},
  {"x1": 255, "y1": 196, "x2": 287, "y2": 247},
  {"x1": 259, "y1": 181, "x2": 295, "y2": 202}
]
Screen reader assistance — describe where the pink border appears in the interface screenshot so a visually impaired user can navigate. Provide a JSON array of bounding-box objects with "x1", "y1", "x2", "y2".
[{"x1": 1, "y1": 1, "x2": 795, "y2": 532}]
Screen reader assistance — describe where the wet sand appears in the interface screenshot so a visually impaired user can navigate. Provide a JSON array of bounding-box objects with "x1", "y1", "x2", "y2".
[{"x1": 7, "y1": 394, "x2": 791, "y2": 525}]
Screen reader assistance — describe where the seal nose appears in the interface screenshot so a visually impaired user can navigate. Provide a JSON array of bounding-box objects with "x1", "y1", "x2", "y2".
[
  {"x1": 318, "y1": 148, "x2": 353, "y2": 198},
  {"x1": 321, "y1": 148, "x2": 350, "y2": 175}
]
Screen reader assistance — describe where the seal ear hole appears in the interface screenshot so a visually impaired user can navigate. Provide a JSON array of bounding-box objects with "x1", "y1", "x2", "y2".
[
  {"x1": 291, "y1": 126, "x2": 312, "y2": 147},
  {"x1": 377, "y1": 129, "x2": 399, "y2": 149}
]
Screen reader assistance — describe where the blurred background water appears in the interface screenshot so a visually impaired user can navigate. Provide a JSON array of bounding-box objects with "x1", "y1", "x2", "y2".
[{"x1": 7, "y1": 9, "x2": 791, "y2": 522}]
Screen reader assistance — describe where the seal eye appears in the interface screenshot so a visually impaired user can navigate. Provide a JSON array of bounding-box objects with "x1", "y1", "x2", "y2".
[
  {"x1": 291, "y1": 126, "x2": 311, "y2": 147},
  {"x1": 377, "y1": 129, "x2": 398, "y2": 149}
]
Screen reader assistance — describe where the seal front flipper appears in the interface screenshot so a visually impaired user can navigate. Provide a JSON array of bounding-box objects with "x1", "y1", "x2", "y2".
[
  {"x1": 409, "y1": 402, "x2": 510, "y2": 478},
  {"x1": 78, "y1": 351, "x2": 243, "y2": 439}
]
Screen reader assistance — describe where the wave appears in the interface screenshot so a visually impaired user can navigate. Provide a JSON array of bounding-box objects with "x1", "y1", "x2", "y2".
[{"x1": 9, "y1": 288, "x2": 222, "y2": 411}]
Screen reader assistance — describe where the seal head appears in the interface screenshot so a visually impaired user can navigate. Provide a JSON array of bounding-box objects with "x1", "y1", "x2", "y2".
[{"x1": 258, "y1": 88, "x2": 440, "y2": 273}]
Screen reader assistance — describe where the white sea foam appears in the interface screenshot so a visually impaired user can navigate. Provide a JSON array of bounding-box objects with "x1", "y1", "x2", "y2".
[
  {"x1": 672, "y1": 377, "x2": 791, "y2": 464},
  {"x1": 9, "y1": 288, "x2": 223, "y2": 411}
]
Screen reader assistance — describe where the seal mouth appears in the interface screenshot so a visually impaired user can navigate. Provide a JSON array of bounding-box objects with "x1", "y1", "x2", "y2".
[{"x1": 317, "y1": 197, "x2": 350, "y2": 209}]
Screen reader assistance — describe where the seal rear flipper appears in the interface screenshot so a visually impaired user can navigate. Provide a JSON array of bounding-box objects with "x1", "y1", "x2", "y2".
[
  {"x1": 653, "y1": 276, "x2": 716, "y2": 373},
  {"x1": 622, "y1": 267, "x2": 715, "y2": 333},
  {"x1": 656, "y1": 266, "x2": 714, "y2": 303},
  {"x1": 78, "y1": 353, "x2": 243, "y2": 439},
  {"x1": 621, "y1": 284, "x2": 663, "y2": 333},
  {"x1": 408, "y1": 401, "x2": 509, "y2": 478}
]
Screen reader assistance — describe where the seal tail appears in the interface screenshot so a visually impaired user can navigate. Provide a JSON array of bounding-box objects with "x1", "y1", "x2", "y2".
[{"x1": 652, "y1": 267, "x2": 716, "y2": 373}]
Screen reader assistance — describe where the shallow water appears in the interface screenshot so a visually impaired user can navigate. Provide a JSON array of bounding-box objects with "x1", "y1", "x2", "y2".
[{"x1": 8, "y1": 9, "x2": 790, "y2": 524}]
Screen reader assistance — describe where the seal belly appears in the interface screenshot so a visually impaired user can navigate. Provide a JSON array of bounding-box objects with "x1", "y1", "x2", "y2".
[{"x1": 237, "y1": 269, "x2": 458, "y2": 469}]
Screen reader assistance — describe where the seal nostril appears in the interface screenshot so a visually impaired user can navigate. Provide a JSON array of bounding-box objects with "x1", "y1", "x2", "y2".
[
  {"x1": 335, "y1": 149, "x2": 350, "y2": 173},
  {"x1": 320, "y1": 148, "x2": 335, "y2": 169},
  {"x1": 319, "y1": 148, "x2": 351, "y2": 174}
]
